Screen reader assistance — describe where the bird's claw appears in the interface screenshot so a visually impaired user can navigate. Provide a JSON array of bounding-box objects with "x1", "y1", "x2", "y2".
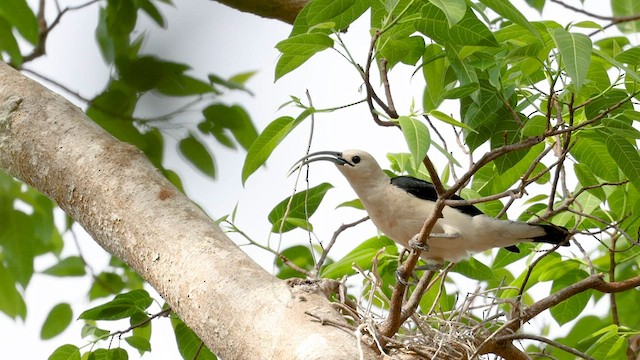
[
  {"x1": 395, "y1": 268, "x2": 417, "y2": 286},
  {"x1": 409, "y1": 235, "x2": 430, "y2": 252}
]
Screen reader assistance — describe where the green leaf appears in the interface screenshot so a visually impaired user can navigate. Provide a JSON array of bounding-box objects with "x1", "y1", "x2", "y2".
[
  {"x1": 478, "y1": 0, "x2": 539, "y2": 37},
  {"x1": 336, "y1": 198, "x2": 364, "y2": 210},
  {"x1": 399, "y1": 116, "x2": 430, "y2": 170},
  {"x1": 427, "y1": 0, "x2": 466, "y2": 27},
  {"x1": 81, "y1": 324, "x2": 110, "y2": 339},
  {"x1": 292, "y1": 0, "x2": 369, "y2": 36},
  {"x1": 125, "y1": 335, "x2": 151, "y2": 354},
  {"x1": 137, "y1": 0, "x2": 165, "y2": 27},
  {"x1": 574, "y1": 163, "x2": 606, "y2": 202},
  {"x1": 551, "y1": 28, "x2": 592, "y2": 93},
  {"x1": 88, "y1": 348, "x2": 129, "y2": 360},
  {"x1": 321, "y1": 236, "x2": 397, "y2": 278},
  {"x1": 452, "y1": 258, "x2": 496, "y2": 281},
  {"x1": 268, "y1": 183, "x2": 333, "y2": 233},
  {"x1": 612, "y1": 0, "x2": 640, "y2": 34},
  {"x1": 106, "y1": 0, "x2": 137, "y2": 37},
  {"x1": 0, "y1": 210, "x2": 36, "y2": 287},
  {"x1": 0, "y1": 0, "x2": 39, "y2": 45},
  {"x1": 171, "y1": 318, "x2": 217, "y2": 360},
  {"x1": 275, "y1": 33, "x2": 333, "y2": 80},
  {"x1": 48, "y1": 344, "x2": 81, "y2": 360},
  {"x1": 586, "y1": 326, "x2": 628, "y2": 359},
  {"x1": 422, "y1": 44, "x2": 449, "y2": 111},
  {"x1": 550, "y1": 270, "x2": 590, "y2": 325},
  {"x1": 0, "y1": 17, "x2": 23, "y2": 66},
  {"x1": 179, "y1": 133, "x2": 216, "y2": 179},
  {"x1": 276, "y1": 245, "x2": 315, "y2": 279},
  {"x1": 416, "y1": 4, "x2": 498, "y2": 47},
  {"x1": 41, "y1": 303, "x2": 73, "y2": 340},
  {"x1": 428, "y1": 110, "x2": 477, "y2": 133},
  {"x1": 0, "y1": 262, "x2": 26, "y2": 319},
  {"x1": 201, "y1": 104, "x2": 258, "y2": 151},
  {"x1": 616, "y1": 47, "x2": 640, "y2": 66},
  {"x1": 242, "y1": 112, "x2": 311, "y2": 184},
  {"x1": 306, "y1": 0, "x2": 356, "y2": 26},
  {"x1": 378, "y1": 35, "x2": 425, "y2": 67},
  {"x1": 156, "y1": 74, "x2": 214, "y2": 96},
  {"x1": 42, "y1": 256, "x2": 86, "y2": 277},
  {"x1": 89, "y1": 272, "x2": 126, "y2": 300},
  {"x1": 593, "y1": 48, "x2": 640, "y2": 83},
  {"x1": 492, "y1": 246, "x2": 530, "y2": 269},
  {"x1": 524, "y1": 0, "x2": 545, "y2": 13},
  {"x1": 606, "y1": 135, "x2": 640, "y2": 192},
  {"x1": 570, "y1": 133, "x2": 620, "y2": 182},
  {"x1": 441, "y1": 83, "x2": 478, "y2": 99},
  {"x1": 79, "y1": 290, "x2": 152, "y2": 321}
]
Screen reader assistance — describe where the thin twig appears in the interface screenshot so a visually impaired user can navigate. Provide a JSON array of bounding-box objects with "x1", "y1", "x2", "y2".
[{"x1": 314, "y1": 216, "x2": 369, "y2": 274}]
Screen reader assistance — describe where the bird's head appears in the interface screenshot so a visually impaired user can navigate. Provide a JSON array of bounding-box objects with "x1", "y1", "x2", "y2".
[{"x1": 291, "y1": 149, "x2": 385, "y2": 184}]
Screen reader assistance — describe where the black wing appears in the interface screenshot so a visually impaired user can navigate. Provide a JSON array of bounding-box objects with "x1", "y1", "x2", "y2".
[{"x1": 390, "y1": 176, "x2": 484, "y2": 217}]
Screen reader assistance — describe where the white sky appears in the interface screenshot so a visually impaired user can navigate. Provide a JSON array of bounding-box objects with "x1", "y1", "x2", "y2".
[{"x1": 1, "y1": 0, "x2": 614, "y2": 358}]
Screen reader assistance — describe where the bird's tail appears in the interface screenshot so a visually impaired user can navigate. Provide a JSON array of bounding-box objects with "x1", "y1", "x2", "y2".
[{"x1": 529, "y1": 223, "x2": 571, "y2": 246}]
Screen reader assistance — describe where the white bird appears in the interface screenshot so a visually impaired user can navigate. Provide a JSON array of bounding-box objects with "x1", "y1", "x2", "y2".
[{"x1": 292, "y1": 149, "x2": 570, "y2": 265}]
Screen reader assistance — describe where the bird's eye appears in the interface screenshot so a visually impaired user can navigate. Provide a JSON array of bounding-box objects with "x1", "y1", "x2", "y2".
[{"x1": 352, "y1": 155, "x2": 361, "y2": 164}]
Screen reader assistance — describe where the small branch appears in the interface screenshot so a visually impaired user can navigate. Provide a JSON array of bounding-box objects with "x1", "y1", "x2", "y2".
[
  {"x1": 111, "y1": 307, "x2": 172, "y2": 339},
  {"x1": 314, "y1": 216, "x2": 369, "y2": 274},
  {"x1": 363, "y1": 31, "x2": 399, "y2": 127},
  {"x1": 379, "y1": 58, "x2": 398, "y2": 118},
  {"x1": 496, "y1": 333, "x2": 594, "y2": 360},
  {"x1": 399, "y1": 270, "x2": 437, "y2": 323},
  {"x1": 549, "y1": 0, "x2": 639, "y2": 23},
  {"x1": 510, "y1": 273, "x2": 640, "y2": 334}
]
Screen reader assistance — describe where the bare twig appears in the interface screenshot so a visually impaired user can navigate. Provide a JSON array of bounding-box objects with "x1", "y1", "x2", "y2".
[{"x1": 315, "y1": 216, "x2": 370, "y2": 274}]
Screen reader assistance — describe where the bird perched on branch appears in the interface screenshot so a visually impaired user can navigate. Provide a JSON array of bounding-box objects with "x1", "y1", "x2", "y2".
[{"x1": 291, "y1": 149, "x2": 571, "y2": 266}]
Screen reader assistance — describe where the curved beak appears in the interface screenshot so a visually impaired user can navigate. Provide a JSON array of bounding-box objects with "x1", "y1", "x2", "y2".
[{"x1": 289, "y1": 151, "x2": 352, "y2": 175}]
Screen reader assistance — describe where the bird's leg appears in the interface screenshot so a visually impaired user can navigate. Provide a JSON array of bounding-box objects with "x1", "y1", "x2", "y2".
[
  {"x1": 415, "y1": 261, "x2": 444, "y2": 271},
  {"x1": 395, "y1": 266, "x2": 418, "y2": 286},
  {"x1": 408, "y1": 234, "x2": 430, "y2": 251},
  {"x1": 408, "y1": 232, "x2": 460, "y2": 252}
]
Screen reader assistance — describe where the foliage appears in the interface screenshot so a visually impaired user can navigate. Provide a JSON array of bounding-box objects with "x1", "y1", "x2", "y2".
[
  {"x1": 239, "y1": 0, "x2": 640, "y2": 358},
  {"x1": 1, "y1": 0, "x2": 256, "y2": 358},
  {"x1": 2, "y1": 0, "x2": 640, "y2": 359}
]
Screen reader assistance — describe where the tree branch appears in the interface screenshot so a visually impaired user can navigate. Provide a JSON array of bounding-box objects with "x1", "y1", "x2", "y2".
[
  {"x1": 0, "y1": 62, "x2": 377, "y2": 359},
  {"x1": 213, "y1": 0, "x2": 309, "y2": 24}
]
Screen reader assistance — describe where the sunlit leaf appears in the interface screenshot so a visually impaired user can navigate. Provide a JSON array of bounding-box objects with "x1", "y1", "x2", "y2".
[
  {"x1": 268, "y1": 183, "x2": 333, "y2": 233},
  {"x1": 551, "y1": 28, "x2": 592, "y2": 93},
  {"x1": 242, "y1": 112, "x2": 312, "y2": 184},
  {"x1": 275, "y1": 33, "x2": 334, "y2": 80},
  {"x1": 427, "y1": 0, "x2": 466, "y2": 27},
  {"x1": 48, "y1": 344, "x2": 81, "y2": 360},
  {"x1": 321, "y1": 236, "x2": 397, "y2": 278},
  {"x1": 399, "y1": 116, "x2": 430, "y2": 170}
]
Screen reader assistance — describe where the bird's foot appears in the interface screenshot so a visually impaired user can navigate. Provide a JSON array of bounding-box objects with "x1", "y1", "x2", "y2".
[
  {"x1": 395, "y1": 267, "x2": 418, "y2": 286},
  {"x1": 409, "y1": 235, "x2": 430, "y2": 252}
]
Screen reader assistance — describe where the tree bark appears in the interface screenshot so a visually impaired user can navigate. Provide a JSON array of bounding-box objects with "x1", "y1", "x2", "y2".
[
  {"x1": 213, "y1": 0, "x2": 308, "y2": 24},
  {"x1": 0, "y1": 62, "x2": 377, "y2": 359}
]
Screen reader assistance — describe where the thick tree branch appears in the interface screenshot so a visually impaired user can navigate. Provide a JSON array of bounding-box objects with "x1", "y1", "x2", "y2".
[
  {"x1": 213, "y1": 0, "x2": 309, "y2": 24},
  {"x1": 0, "y1": 63, "x2": 376, "y2": 359}
]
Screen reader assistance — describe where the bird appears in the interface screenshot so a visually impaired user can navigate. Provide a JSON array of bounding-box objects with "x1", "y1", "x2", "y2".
[{"x1": 291, "y1": 149, "x2": 571, "y2": 266}]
